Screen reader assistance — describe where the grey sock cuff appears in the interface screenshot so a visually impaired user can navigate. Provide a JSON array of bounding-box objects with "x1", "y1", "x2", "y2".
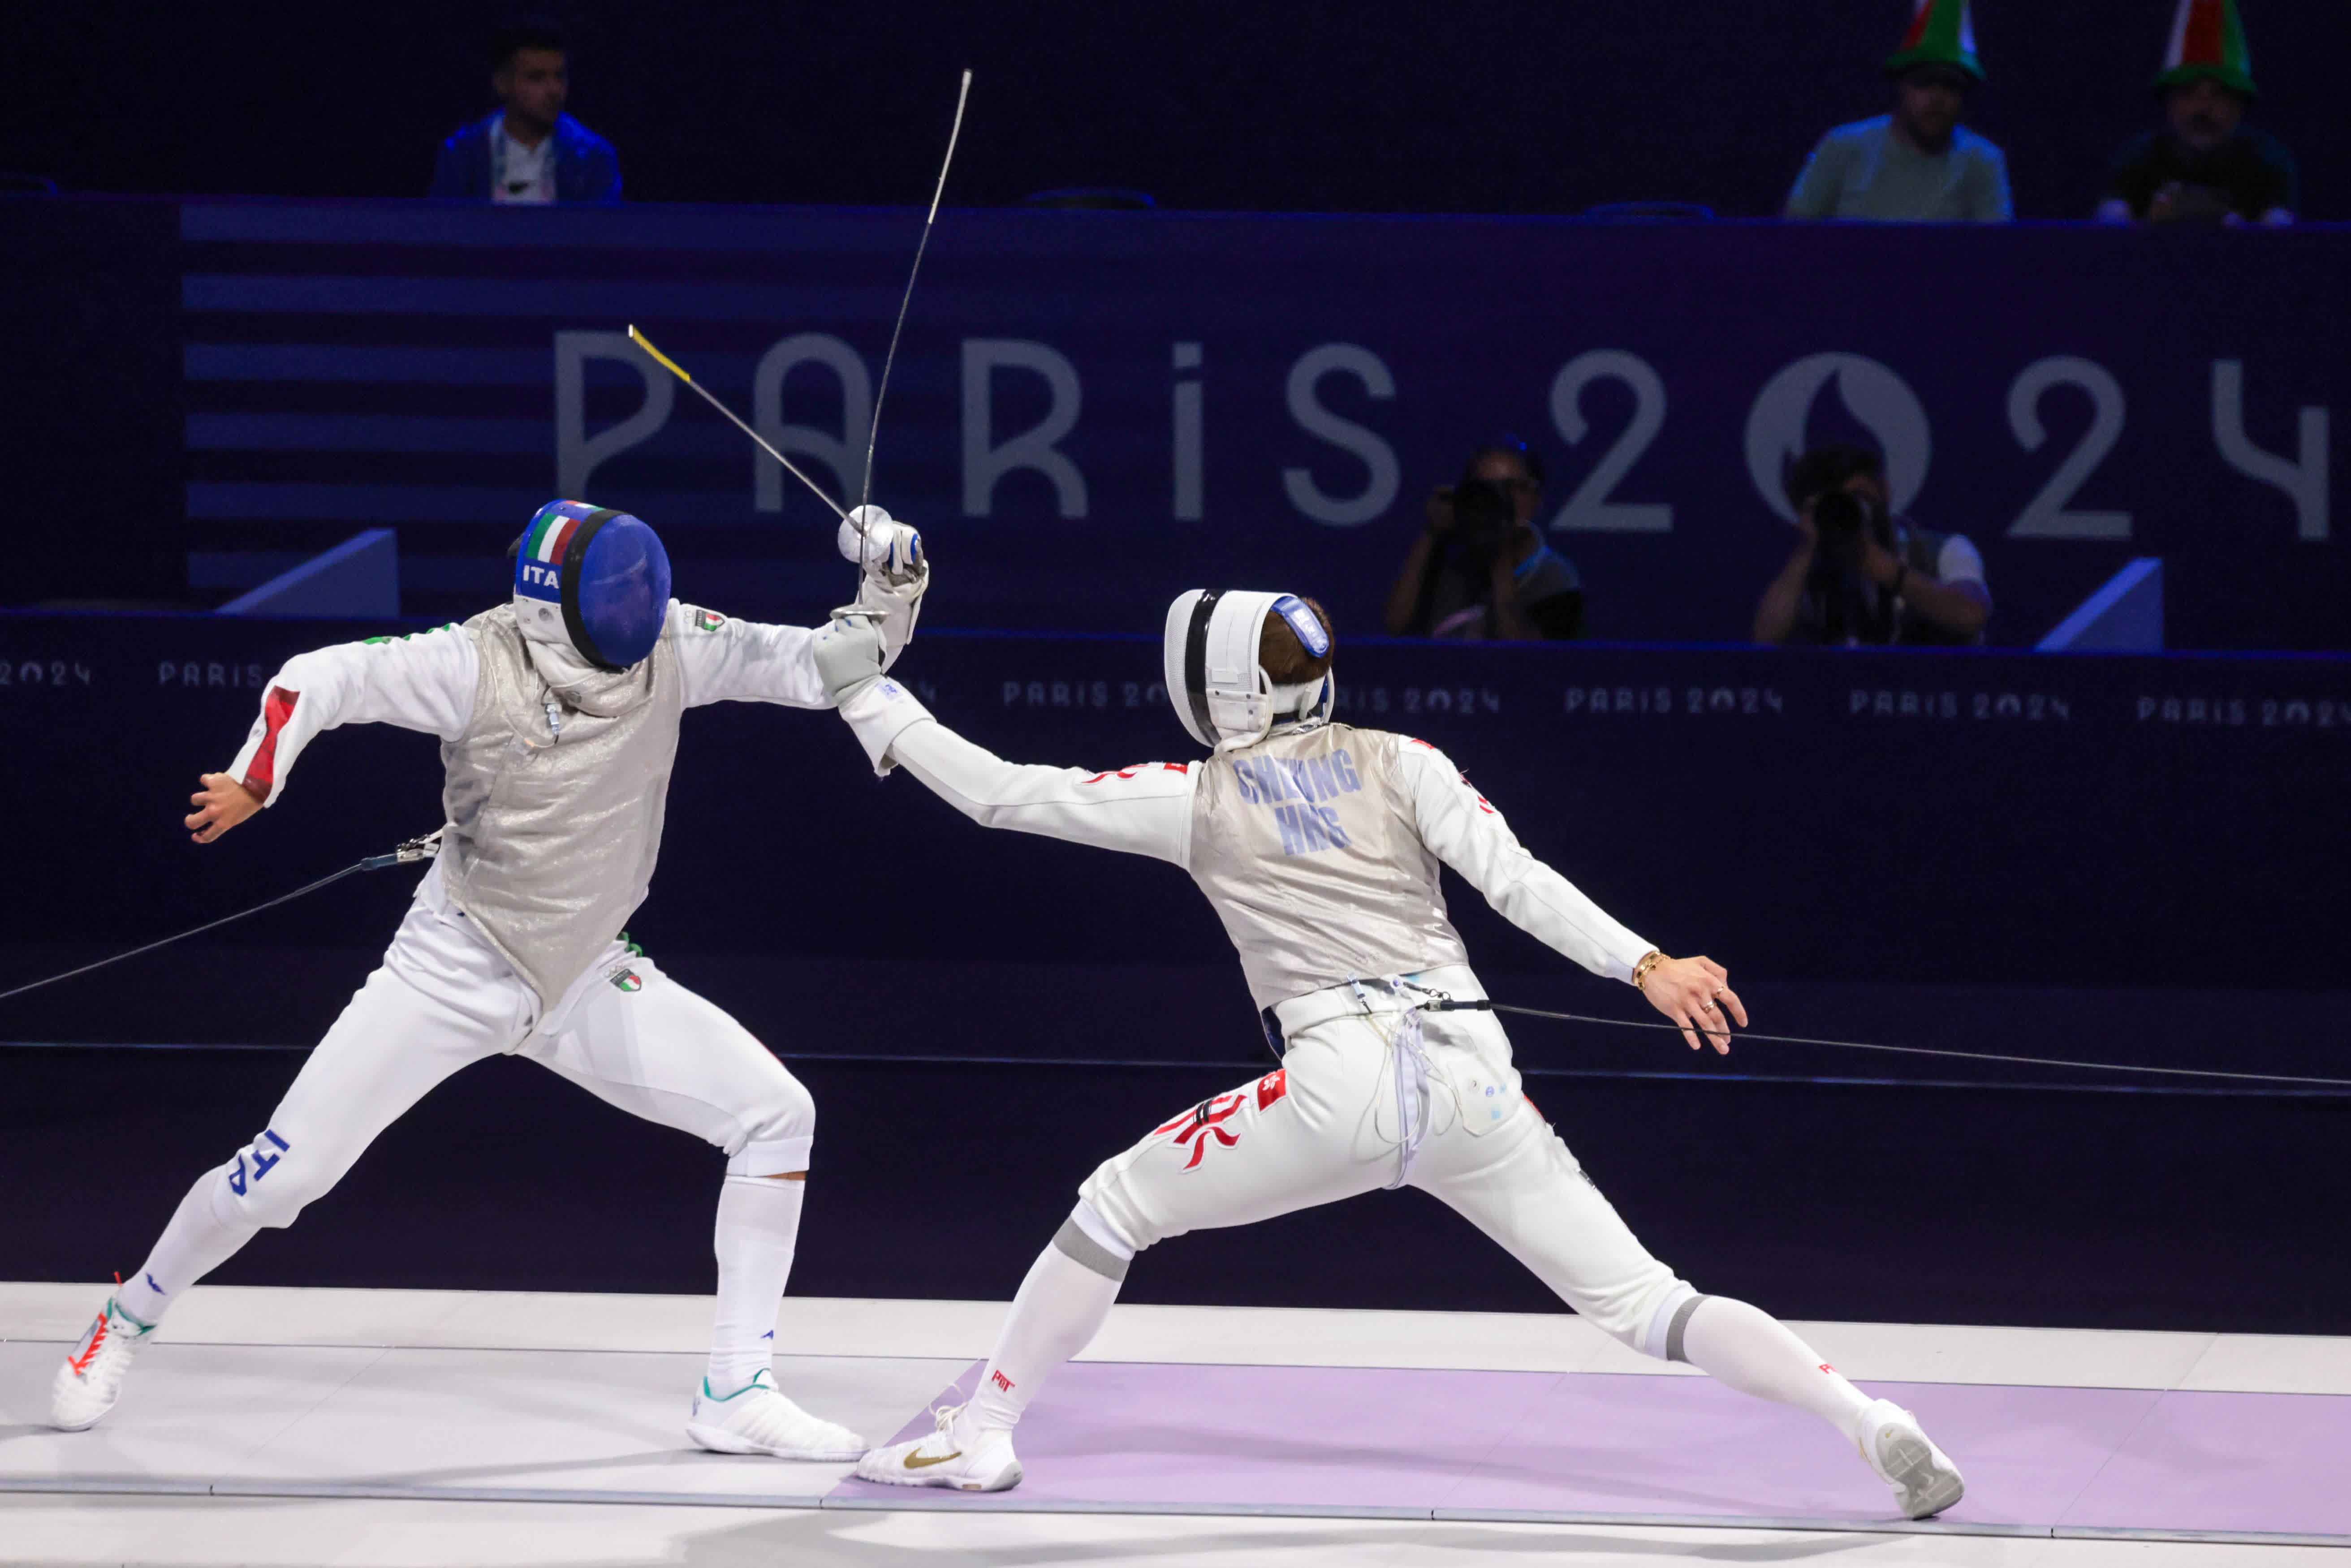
[
  {"x1": 1052, "y1": 1217, "x2": 1130, "y2": 1281},
  {"x1": 1664, "y1": 1293, "x2": 1712, "y2": 1364}
]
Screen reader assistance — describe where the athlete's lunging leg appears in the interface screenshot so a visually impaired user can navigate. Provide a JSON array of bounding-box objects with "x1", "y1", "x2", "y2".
[
  {"x1": 812, "y1": 589, "x2": 1963, "y2": 1519},
  {"x1": 53, "y1": 501, "x2": 930, "y2": 1464}
]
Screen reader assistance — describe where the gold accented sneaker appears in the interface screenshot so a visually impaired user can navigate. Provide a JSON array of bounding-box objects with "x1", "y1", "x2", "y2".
[{"x1": 853, "y1": 1401, "x2": 1022, "y2": 1492}]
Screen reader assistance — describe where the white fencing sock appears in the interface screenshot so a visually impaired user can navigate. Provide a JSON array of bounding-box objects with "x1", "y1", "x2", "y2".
[
  {"x1": 967, "y1": 1237, "x2": 1122, "y2": 1431},
  {"x1": 705, "y1": 1175, "x2": 803, "y2": 1395},
  {"x1": 1676, "y1": 1295, "x2": 1874, "y2": 1442},
  {"x1": 119, "y1": 1170, "x2": 263, "y2": 1327}
]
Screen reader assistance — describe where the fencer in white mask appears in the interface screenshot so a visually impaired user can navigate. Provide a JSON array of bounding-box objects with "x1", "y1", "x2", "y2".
[
  {"x1": 52, "y1": 500, "x2": 928, "y2": 1463},
  {"x1": 810, "y1": 588, "x2": 1964, "y2": 1519}
]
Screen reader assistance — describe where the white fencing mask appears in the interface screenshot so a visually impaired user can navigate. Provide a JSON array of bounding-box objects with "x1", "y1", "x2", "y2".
[{"x1": 1162, "y1": 589, "x2": 1335, "y2": 751}]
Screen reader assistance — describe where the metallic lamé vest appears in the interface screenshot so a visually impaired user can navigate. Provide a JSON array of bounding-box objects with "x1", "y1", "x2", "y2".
[
  {"x1": 437, "y1": 605, "x2": 682, "y2": 1012},
  {"x1": 1187, "y1": 723, "x2": 1470, "y2": 1009}
]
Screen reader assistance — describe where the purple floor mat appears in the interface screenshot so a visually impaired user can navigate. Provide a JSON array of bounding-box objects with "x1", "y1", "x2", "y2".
[{"x1": 828, "y1": 1361, "x2": 2351, "y2": 1540}]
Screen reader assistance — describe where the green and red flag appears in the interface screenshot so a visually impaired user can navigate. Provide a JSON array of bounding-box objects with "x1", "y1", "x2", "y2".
[
  {"x1": 2158, "y1": 0, "x2": 2256, "y2": 96},
  {"x1": 1885, "y1": 0, "x2": 1985, "y2": 80}
]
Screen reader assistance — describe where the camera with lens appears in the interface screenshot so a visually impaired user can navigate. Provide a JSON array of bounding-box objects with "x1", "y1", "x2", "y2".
[
  {"x1": 1448, "y1": 477, "x2": 1517, "y2": 566},
  {"x1": 1808, "y1": 485, "x2": 1880, "y2": 569}
]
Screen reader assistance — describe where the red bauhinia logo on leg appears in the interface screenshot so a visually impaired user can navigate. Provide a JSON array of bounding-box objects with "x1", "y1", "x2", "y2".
[{"x1": 1156, "y1": 1090, "x2": 1250, "y2": 1171}]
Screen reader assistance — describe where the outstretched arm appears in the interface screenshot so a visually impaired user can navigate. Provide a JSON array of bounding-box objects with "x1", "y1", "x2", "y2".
[
  {"x1": 836, "y1": 676, "x2": 1193, "y2": 864},
  {"x1": 678, "y1": 517, "x2": 930, "y2": 710},
  {"x1": 1397, "y1": 738, "x2": 1746, "y2": 1051},
  {"x1": 198, "y1": 626, "x2": 479, "y2": 841},
  {"x1": 813, "y1": 615, "x2": 1192, "y2": 862},
  {"x1": 671, "y1": 605, "x2": 831, "y2": 710},
  {"x1": 893, "y1": 717, "x2": 1194, "y2": 864}
]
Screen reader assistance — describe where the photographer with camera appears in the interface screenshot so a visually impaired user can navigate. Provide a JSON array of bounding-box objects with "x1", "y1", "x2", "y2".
[
  {"x1": 1384, "y1": 441, "x2": 1585, "y2": 641},
  {"x1": 1752, "y1": 443, "x2": 1989, "y2": 647}
]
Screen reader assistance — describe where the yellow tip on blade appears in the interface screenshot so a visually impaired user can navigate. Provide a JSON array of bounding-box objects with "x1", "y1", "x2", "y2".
[{"x1": 627, "y1": 325, "x2": 691, "y2": 384}]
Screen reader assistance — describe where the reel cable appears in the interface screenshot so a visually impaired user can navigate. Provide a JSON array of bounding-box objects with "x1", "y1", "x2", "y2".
[
  {"x1": 12, "y1": 835, "x2": 2336, "y2": 1095},
  {"x1": 0, "y1": 832, "x2": 441, "y2": 1007},
  {"x1": 1424, "y1": 998, "x2": 2351, "y2": 1092}
]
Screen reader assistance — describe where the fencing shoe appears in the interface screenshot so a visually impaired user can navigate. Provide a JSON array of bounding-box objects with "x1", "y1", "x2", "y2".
[
  {"x1": 686, "y1": 1369, "x2": 865, "y2": 1460},
  {"x1": 51, "y1": 1296, "x2": 157, "y2": 1431},
  {"x1": 854, "y1": 1400, "x2": 1022, "y2": 1493},
  {"x1": 1858, "y1": 1398, "x2": 1966, "y2": 1519}
]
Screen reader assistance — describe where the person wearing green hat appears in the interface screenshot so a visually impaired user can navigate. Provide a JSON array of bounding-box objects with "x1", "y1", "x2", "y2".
[
  {"x1": 2095, "y1": 0, "x2": 2296, "y2": 226},
  {"x1": 1784, "y1": 0, "x2": 2012, "y2": 223}
]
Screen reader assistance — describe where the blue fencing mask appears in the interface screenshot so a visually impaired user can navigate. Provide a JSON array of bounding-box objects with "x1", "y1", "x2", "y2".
[{"x1": 510, "y1": 500, "x2": 673, "y2": 671}]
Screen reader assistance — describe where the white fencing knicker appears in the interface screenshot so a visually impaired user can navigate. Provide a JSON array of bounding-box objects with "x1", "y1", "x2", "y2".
[{"x1": 1074, "y1": 963, "x2": 1696, "y2": 1354}]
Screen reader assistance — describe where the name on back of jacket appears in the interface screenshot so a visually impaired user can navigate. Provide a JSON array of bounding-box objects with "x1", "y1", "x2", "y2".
[{"x1": 1232, "y1": 749, "x2": 1363, "y2": 857}]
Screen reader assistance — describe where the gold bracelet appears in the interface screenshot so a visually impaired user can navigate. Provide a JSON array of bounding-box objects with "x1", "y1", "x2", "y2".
[{"x1": 1631, "y1": 950, "x2": 1668, "y2": 991}]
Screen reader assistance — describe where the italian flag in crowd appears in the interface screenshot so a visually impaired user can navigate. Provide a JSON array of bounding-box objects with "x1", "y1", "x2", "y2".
[
  {"x1": 2160, "y1": 0, "x2": 2256, "y2": 95},
  {"x1": 1885, "y1": 0, "x2": 1984, "y2": 79}
]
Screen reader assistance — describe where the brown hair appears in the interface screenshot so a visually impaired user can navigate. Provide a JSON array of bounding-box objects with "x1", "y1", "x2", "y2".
[{"x1": 1259, "y1": 596, "x2": 1335, "y2": 685}]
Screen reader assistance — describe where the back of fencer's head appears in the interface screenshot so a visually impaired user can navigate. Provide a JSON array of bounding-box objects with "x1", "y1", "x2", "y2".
[{"x1": 1260, "y1": 596, "x2": 1335, "y2": 686}]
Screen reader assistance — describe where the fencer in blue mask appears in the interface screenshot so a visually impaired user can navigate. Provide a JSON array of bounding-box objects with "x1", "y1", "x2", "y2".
[{"x1": 52, "y1": 500, "x2": 928, "y2": 1462}]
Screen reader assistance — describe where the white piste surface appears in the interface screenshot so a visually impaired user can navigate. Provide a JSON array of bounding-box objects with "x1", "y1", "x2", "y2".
[
  {"x1": 7, "y1": 1282, "x2": 2350, "y2": 1567},
  {"x1": 2, "y1": 1494, "x2": 2347, "y2": 1568},
  {"x1": 6, "y1": 1281, "x2": 2344, "y2": 1392}
]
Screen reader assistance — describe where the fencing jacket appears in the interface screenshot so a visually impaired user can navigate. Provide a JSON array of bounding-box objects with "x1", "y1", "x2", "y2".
[
  {"x1": 837, "y1": 686, "x2": 1654, "y2": 1010},
  {"x1": 228, "y1": 592, "x2": 915, "y2": 1012}
]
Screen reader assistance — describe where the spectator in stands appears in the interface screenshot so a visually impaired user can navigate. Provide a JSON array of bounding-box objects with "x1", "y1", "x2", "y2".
[
  {"x1": 1383, "y1": 440, "x2": 1583, "y2": 641},
  {"x1": 430, "y1": 21, "x2": 621, "y2": 204},
  {"x1": 2095, "y1": 0, "x2": 2294, "y2": 226},
  {"x1": 1752, "y1": 443, "x2": 1989, "y2": 647},
  {"x1": 1784, "y1": 0, "x2": 2011, "y2": 223}
]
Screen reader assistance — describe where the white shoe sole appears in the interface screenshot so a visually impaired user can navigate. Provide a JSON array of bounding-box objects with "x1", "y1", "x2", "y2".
[
  {"x1": 686, "y1": 1420, "x2": 863, "y2": 1462},
  {"x1": 854, "y1": 1456, "x2": 1023, "y2": 1493},
  {"x1": 1872, "y1": 1423, "x2": 1965, "y2": 1519}
]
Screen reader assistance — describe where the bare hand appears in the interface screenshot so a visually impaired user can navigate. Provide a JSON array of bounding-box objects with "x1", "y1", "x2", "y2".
[
  {"x1": 1642, "y1": 955, "x2": 1747, "y2": 1054},
  {"x1": 1859, "y1": 538, "x2": 1905, "y2": 588},
  {"x1": 187, "y1": 772, "x2": 263, "y2": 844},
  {"x1": 1423, "y1": 487, "x2": 1458, "y2": 535}
]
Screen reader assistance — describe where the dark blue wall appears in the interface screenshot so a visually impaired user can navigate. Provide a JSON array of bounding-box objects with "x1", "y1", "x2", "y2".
[
  {"x1": 9, "y1": 197, "x2": 2349, "y2": 650},
  {"x1": 8, "y1": 612, "x2": 2347, "y2": 1010},
  {"x1": 3, "y1": 610, "x2": 2346, "y2": 1329}
]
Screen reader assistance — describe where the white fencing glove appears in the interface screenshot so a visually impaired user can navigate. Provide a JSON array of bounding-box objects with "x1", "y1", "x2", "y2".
[
  {"x1": 837, "y1": 505, "x2": 925, "y2": 588},
  {"x1": 812, "y1": 610, "x2": 889, "y2": 707}
]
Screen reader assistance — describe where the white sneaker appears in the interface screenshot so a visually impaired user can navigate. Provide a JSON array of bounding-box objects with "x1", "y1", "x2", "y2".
[
  {"x1": 1857, "y1": 1397, "x2": 1966, "y2": 1519},
  {"x1": 854, "y1": 1401, "x2": 1022, "y2": 1493},
  {"x1": 51, "y1": 1296, "x2": 157, "y2": 1431},
  {"x1": 686, "y1": 1369, "x2": 865, "y2": 1460}
]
